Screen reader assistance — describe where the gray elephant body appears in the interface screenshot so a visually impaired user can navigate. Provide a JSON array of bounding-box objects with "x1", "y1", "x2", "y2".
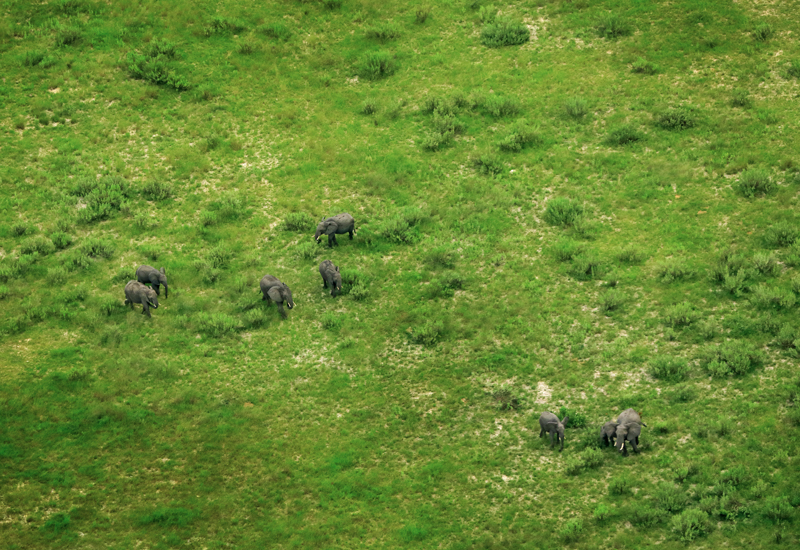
[
  {"x1": 314, "y1": 213, "x2": 355, "y2": 247},
  {"x1": 124, "y1": 280, "x2": 159, "y2": 317},
  {"x1": 319, "y1": 260, "x2": 342, "y2": 297},
  {"x1": 260, "y1": 275, "x2": 294, "y2": 318},
  {"x1": 539, "y1": 412, "x2": 569, "y2": 451},
  {"x1": 615, "y1": 408, "x2": 646, "y2": 455},
  {"x1": 600, "y1": 421, "x2": 618, "y2": 447},
  {"x1": 136, "y1": 265, "x2": 168, "y2": 298}
]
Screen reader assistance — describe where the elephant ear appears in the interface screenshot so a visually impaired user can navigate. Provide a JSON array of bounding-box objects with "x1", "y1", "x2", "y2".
[
  {"x1": 267, "y1": 287, "x2": 283, "y2": 302},
  {"x1": 561, "y1": 415, "x2": 569, "y2": 427},
  {"x1": 325, "y1": 221, "x2": 337, "y2": 235},
  {"x1": 160, "y1": 267, "x2": 166, "y2": 274}
]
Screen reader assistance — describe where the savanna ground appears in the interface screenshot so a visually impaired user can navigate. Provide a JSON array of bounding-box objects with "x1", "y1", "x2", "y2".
[{"x1": 1, "y1": 0, "x2": 799, "y2": 548}]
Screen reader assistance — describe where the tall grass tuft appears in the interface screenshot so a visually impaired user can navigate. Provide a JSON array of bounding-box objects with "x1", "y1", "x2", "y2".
[{"x1": 480, "y1": 16, "x2": 530, "y2": 48}]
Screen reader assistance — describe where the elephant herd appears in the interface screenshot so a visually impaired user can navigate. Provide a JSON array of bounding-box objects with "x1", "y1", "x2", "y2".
[
  {"x1": 539, "y1": 408, "x2": 646, "y2": 456},
  {"x1": 123, "y1": 213, "x2": 356, "y2": 318}
]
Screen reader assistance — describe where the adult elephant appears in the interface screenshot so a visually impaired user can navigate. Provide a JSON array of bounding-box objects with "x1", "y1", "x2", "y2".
[
  {"x1": 538, "y1": 412, "x2": 569, "y2": 452},
  {"x1": 136, "y1": 265, "x2": 168, "y2": 298},
  {"x1": 615, "y1": 409, "x2": 647, "y2": 455},
  {"x1": 314, "y1": 213, "x2": 355, "y2": 248}
]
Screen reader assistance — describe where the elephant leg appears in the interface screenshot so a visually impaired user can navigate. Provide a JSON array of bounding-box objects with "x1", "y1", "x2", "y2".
[
  {"x1": 349, "y1": 230, "x2": 353, "y2": 240},
  {"x1": 549, "y1": 432, "x2": 554, "y2": 449},
  {"x1": 631, "y1": 439, "x2": 639, "y2": 453},
  {"x1": 153, "y1": 284, "x2": 160, "y2": 296},
  {"x1": 322, "y1": 277, "x2": 327, "y2": 288},
  {"x1": 278, "y1": 303, "x2": 287, "y2": 318},
  {"x1": 539, "y1": 428, "x2": 544, "y2": 438},
  {"x1": 142, "y1": 302, "x2": 150, "y2": 317},
  {"x1": 128, "y1": 300, "x2": 134, "y2": 310},
  {"x1": 262, "y1": 292, "x2": 268, "y2": 301}
]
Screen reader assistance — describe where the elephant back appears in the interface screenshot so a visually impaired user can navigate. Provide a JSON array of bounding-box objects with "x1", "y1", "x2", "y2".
[
  {"x1": 260, "y1": 274, "x2": 281, "y2": 291},
  {"x1": 617, "y1": 408, "x2": 641, "y2": 426},
  {"x1": 319, "y1": 260, "x2": 334, "y2": 274}
]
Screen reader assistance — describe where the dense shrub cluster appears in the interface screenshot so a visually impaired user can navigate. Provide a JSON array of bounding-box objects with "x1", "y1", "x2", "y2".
[
  {"x1": 480, "y1": 16, "x2": 529, "y2": 48},
  {"x1": 358, "y1": 51, "x2": 397, "y2": 80},
  {"x1": 498, "y1": 119, "x2": 540, "y2": 152},
  {"x1": 68, "y1": 176, "x2": 133, "y2": 223},
  {"x1": 649, "y1": 355, "x2": 690, "y2": 381},
  {"x1": 737, "y1": 168, "x2": 774, "y2": 198},
  {"x1": 283, "y1": 212, "x2": 315, "y2": 232},
  {"x1": 701, "y1": 340, "x2": 765, "y2": 377},
  {"x1": 543, "y1": 198, "x2": 584, "y2": 227}
]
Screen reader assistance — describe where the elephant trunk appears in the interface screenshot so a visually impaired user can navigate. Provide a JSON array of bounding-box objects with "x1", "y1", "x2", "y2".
[
  {"x1": 163, "y1": 284, "x2": 168, "y2": 298},
  {"x1": 314, "y1": 229, "x2": 323, "y2": 242}
]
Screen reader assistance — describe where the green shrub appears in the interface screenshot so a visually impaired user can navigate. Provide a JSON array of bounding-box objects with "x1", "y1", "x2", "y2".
[
  {"x1": 473, "y1": 154, "x2": 504, "y2": 176},
  {"x1": 552, "y1": 238, "x2": 584, "y2": 262},
  {"x1": 243, "y1": 308, "x2": 268, "y2": 328},
  {"x1": 663, "y1": 302, "x2": 697, "y2": 327},
  {"x1": 205, "y1": 16, "x2": 246, "y2": 35},
  {"x1": 421, "y1": 131, "x2": 453, "y2": 151},
  {"x1": 361, "y1": 99, "x2": 378, "y2": 115},
  {"x1": 376, "y1": 208, "x2": 425, "y2": 244},
  {"x1": 606, "y1": 125, "x2": 643, "y2": 145},
  {"x1": 752, "y1": 23, "x2": 772, "y2": 41},
  {"x1": 751, "y1": 252, "x2": 780, "y2": 276},
  {"x1": 358, "y1": 51, "x2": 397, "y2": 80},
  {"x1": 749, "y1": 285, "x2": 795, "y2": 309},
  {"x1": 569, "y1": 253, "x2": 605, "y2": 280},
  {"x1": 764, "y1": 222, "x2": 798, "y2": 248},
  {"x1": 656, "y1": 107, "x2": 697, "y2": 130},
  {"x1": 0, "y1": 285, "x2": 10, "y2": 300},
  {"x1": 236, "y1": 40, "x2": 258, "y2": 55},
  {"x1": 134, "y1": 212, "x2": 157, "y2": 230},
  {"x1": 632, "y1": 57, "x2": 659, "y2": 74},
  {"x1": 601, "y1": 289, "x2": 627, "y2": 313},
  {"x1": 731, "y1": 89, "x2": 751, "y2": 108},
  {"x1": 631, "y1": 506, "x2": 668, "y2": 527},
  {"x1": 786, "y1": 242, "x2": 800, "y2": 267},
  {"x1": 497, "y1": 119, "x2": 540, "y2": 152},
  {"x1": 42, "y1": 512, "x2": 71, "y2": 534},
  {"x1": 350, "y1": 283, "x2": 370, "y2": 301},
  {"x1": 776, "y1": 324, "x2": 798, "y2": 349},
  {"x1": 564, "y1": 96, "x2": 588, "y2": 118},
  {"x1": 295, "y1": 242, "x2": 318, "y2": 261},
  {"x1": 558, "y1": 519, "x2": 584, "y2": 543},
  {"x1": 543, "y1": 197, "x2": 584, "y2": 227},
  {"x1": 480, "y1": 16, "x2": 529, "y2": 48},
  {"x1": 142, "y1": 180, "x2": 173, "y2": 201},
  {"x1": 11, "y1": 222, "x2": 31, "y2": 237},
  {"x1": 322, "y1": 0, "x2": 343, "y2": 8},
  {"x1": 69, "y1": 175, "x2": 133, "y2": 223},
  {"x1": 671, "y1": 509, "x2": 710, "y2": 542},
  {"x1": 22, "y1": 50, "x2": 46, "y2": 67},
  {"x1": 701, "y1": 340, "x2": 765, "y2": 377},
  {"x1": 737, "y1": 168, "x2": 774, "y2": 198},
  {"x1": 426, "y1": 246, "x2": 457, "y2": 269},
  {"x1": 258, "y1": 22, "x2": 291, "y2": 41},
  {"x1": 656, "y1": 258, "x2": 693, "y2": 283},
  {"x1": 321, "y1": 312, "x2": 343, "y2": 330},
  {"x1": 787, "y1": 59, "x2": 800, "y2": 78},
  {"x1": 126, "y1": 52, "x2": 190, "y2": 91},
  {"x1": 199, "y1": 211, "x2": 217, "y2": 227},
  {"x1": 649, "y1": 356, "x2": 690, "y2": 381},
  {"x1": 616, "y1": 246, "x2": 646, "y2": 264},
  {"x1": 217, "y1": 191, "x2": 245, "y2": 219},
  {"x1": 20, "y1": 235, "x2": 55, "y2": 256},
  {"x1": 762, "y1": 496, "x2": 794, "y2": 523},
  {"x1": 46, "y1": 266, "x2": 68, "y2": 285},
  {"x1": 409, "y1": 320, "x2": 443, "y2": 346},
  {"x1": 79, "y1": 238, "x2": 114, "y2": 259},
  {"x1": 366, "y1": 23, "x2": 401, "y2": 42},
  {"x1": 428, "y1": 273, "x2": 465, "y2": 298},
  {"x1": 283, "y1": 212, "x2": 315, "y2": 232},
  {"x1": 596, "y1": 13, "x2": 631, "y2": 39},
  {"x1": 55, "y1": 26, "x2": 81, "y2": 47},
  {"x1": 138, "y1": 507, "x2": 199, "y2": 527},
  {"x1": 655, "y1": 483, "x2": 688, "y2": 513},
  {"x1": 432, "y1": 111, "x2": 465, "y2": 135},
  {"x1": 609, "y1": 477, "x2": 632, "y2": 496},
  {"x1": 667, "y1": 384, "x2": 696, "y2": 403},
  {"x1": 144, "y1": 38, "x2": 176, "y2": 58},
  {"x1": 482, "y1": 94, "x2": 520, "y2": 117},
  {"x1": 206, "y1": 246, "x2": 232, "y2": 269},
  {"x1": 196, "y1": 312, "x2": 240, "y2": 337},
  {"x1": 415, "y1": 6, "x2": 431, "y2": 24},
  {"x1": 50, "y1": 231, "x2": 73, "y2": 250},
  {"x1": 477, "y1": 5, "x2": 495, "y2": 24}
]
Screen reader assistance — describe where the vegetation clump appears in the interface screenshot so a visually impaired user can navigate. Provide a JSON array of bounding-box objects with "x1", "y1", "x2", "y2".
[{"x1": 480, "y1": 16, "x2": 530, "y2": 48}]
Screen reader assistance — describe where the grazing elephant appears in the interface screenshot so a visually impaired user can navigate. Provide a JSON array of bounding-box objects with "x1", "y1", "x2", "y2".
[
  {"x1": 539, "y1": 412, "x2": 569, "y2": 451},
  {"x1": 615, "y1": 408, "x2": 647, "y2": 455},
  {"x1": 124, "y1": 280, "x2": 159, "y2": 317},
  {"x1": 314, "y1": 213, "x2": 355, "y2": 247},
  {"x1": 600, "y1": 421, "x2": 618, "y2": 447},
  {"x1": 260, "y1": 275, "x2": 294, "y2": 318},
  {"x1": 319, "y1": 260, "x2": 342, "y2": 297},
  {"x1": 136, "y1": 265, "x2": 168, "y2": 298}
]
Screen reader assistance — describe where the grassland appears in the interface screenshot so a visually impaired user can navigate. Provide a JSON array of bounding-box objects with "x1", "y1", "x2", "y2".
[{"x1": 1, "y1": 0, "x2": 799, "y2": 548}]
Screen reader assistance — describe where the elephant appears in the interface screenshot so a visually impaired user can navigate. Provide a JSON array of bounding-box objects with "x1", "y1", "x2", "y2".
[
  {"x1": 319, "y1": 260, "x2": 342, "y2": 297},
  {"x1": 314, "y1": 213, "x2": 355, "y2": 248},
  {"x1": 136, "y1": 265, "x2": 168, "y2": 298},
  {"x1": 539, "y1": 412, "x2": 569, "y2": 451},
  {"x1": 124, "y1": 280, "x2": 159, "y2": 317},
  {"x1": 615, "y1": 408, "x2": 647, "y2": 455},
  {"x1": 600, "y1": 421, "x2": 618, "y2": 447},
  {"x1": 260, "y1": 275, "x2": 294, "y2": 318}
]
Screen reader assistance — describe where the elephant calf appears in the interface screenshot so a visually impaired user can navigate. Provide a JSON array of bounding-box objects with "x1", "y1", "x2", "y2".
[
  {"x1": 136, "y1": 265, "x2": 168, "y2": 298},
  {"x1": 539, "y1": 412, "x2": 569, "y2": 452},
  {"x1": 615, "y1": 408, "x2": 647, "y2": 456},
  {"x1": 600, "y1": 421, "x2": 618, "y2": 447},
  {"x1": 260, "y1": 275, "x2": 294, "y2": 318},
  {"x1": 124, "y1": 280, "x2": 159, "y2": 317},
  {"x1": 314, "y1": 213, "x2": 355, "y2": 248},
  {"x1": 319, "y1": 260, "x2": 342, "y2": 297}
]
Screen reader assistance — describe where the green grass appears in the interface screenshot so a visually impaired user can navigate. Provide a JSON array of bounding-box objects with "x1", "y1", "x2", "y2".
[{"x1": 1, "y1": 0, "x2": 800, "y2": 548}]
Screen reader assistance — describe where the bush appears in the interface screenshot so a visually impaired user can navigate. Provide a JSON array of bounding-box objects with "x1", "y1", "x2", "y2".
[
  {"x1": 632, "y1": 57, "x2": 659, "y2": 75},
  {"x1": 737, "y1": 168, "x2": 774, "y2": 198},
  {"x1": 656, "y1": 258, "x2": 693, "y2": 283},
  {"x1": 217, "y1": 191, "x2": 245, "y2": 219},
  {"x1": 473, "y1": 154, "x2": 504, "y2": 176},
  {"x1": 558, "y1": 519, "x2": 584, "y2": 543},
  {"x1": 421, "y1": 131, "x2": 453, "y2": 151},
  {"x1": 258, "y1": 22, "x2": 291, "y2": 41},
  {"x1": 0, "y1": 285, "x2": 9, "y2": 300},
  {"x1": 283, "y1": 212, "x2": 315, "y2": 232},
  {"x1": 762, "y1": 496, "x2": 794, "y2": 523},
  {"x1": 20, "y1": 235, "x2": 55, "y2": 256},
  {"x1": 596, "y1": 13, "x2": 631, "y2": 39},
  {"x1": 753, "y1": 23, "x2": 772, "y2": 41},
  {"x1": 134, "y1": 212, "x2": 157, "y2": 230},
  {"x1": 199, "y1": 211, "x2": 217, "y2": 227},
  {"x1": 564, "y1": 96, "x2": 588, "y2": 118},
  {"x1": 68, "y1": 175, "x2": 133, "y2": 223},
  {"x1": 79, "y1": 238, "x2": 114, "y2": 259},
  {"x1": 657, "y1": 107, "x2": 697, "y2": 130},
  {"x1": 196, "y1": 312, "x2": 240, "y2": 337},
  {"x1": 409, "y1": 320, "x2": 443, "y2": 346},
  {"x1": 731, "y1": 89, "x2": 751, "y2": 108},
  {"x1": 480, "y1": 16, "x2": 529, "y2": 48},
  {"x1": 749, "y1": 285, "x2": 795, "y2": 309},
  {"x1": 667, "y1": 384, "x2": 696, "y2": 403},
  {"x1": 606, "y1": 125, "x2": 643, "y2": 145},
  {"x1": 144, "y1": 38, "x2": 176, "y2": 59},
  {"x1": 655, "y1": 483, "x2": 688, "y2": 513},
  {"x1": 350, "y1": 283, "x2": 370, "y2": 301},
  {"x1": 126, "y1": 52, "x2": 190, "y2": 91},
  {"x1": 142, "y1": 180, "x2": 173, "y2": 201},
  {"x1": 50, "y1": 231, "x2": 73, "y2": 250},
  {"x1": 663, "y1": 302, "x2": 697, "y2": 327},
  {"x1": 47, "y1": 266, "x2": 68, "y2": 285},
  {"x1": 649, "y1": 355, "x2": 690, "y2": 381},
  {"x1": 358, "y1": 51, "x2": 397, "y2": 80},
  {"x1": 55, "y1": 26, "x2": 81, "y2": 47},
  {"x1": 552, "y1": 238, "x2": 584, "y2": 262},
  {"x1": 43, "y1": 512, "x2": 71, "y2": 534},
  {"x1": 361, "y1": 99, "x2": 378, "y2": 115},
  {"x1": 322, "y1": 0, "x2": 343, "y2": 8},
  {"x1": 787, "y1": 59, "x2": 800, "y2": 79},
  {"x1": 631, "y1": 506, "x2": 668, "y2": 527},
  {"x1": 236, "y1": 40, "x2": 258, "y2": 55},
  {"x1": 321, "y1": 312, "x2": 343, "y2": 330},
  {"x1": 497, "y1": 119, "x2": 540, "y2": 152},
  {"x1": 569, "y1": 253, "x2": 605, "y2": 280},
  {"x1": 751, "y1": 252, "x2": 780, "y2": 276},
  {"x1": 482, "y1": 94, "x2": 520, "y2": 117},
  {"x1": 701, "y1": 340, "x2": 765, "y2": 377},
  {"x1": 671, "y1": 509, "x2": 710, "y2": 542},
  {"x1": 22, "y1": 50, "x2": 46, "y2": 67},
  {"x1": 432, "y1": 111, "x2": 465, "y2": 135},
  {"x1": 11, "y1": 222, "x2": 31, "y2": 237},
  {"x1": 787, "y1": 242, "x2": 800, "y2": 267},
  {"x1": 426, "y1": 246, "x2": 457, "y2": 269},
  {"x1": 377, "y1": 208, "x2": 425, "y2": 244},
  {"x1": 295, "y1": 242, "x2": 318, "y2": 261},
  {"x1": 415, "y1": 6, "x2": 431, "y2": 24},
  {"x1": 609, "y1": 477, "x2": 632, "y2": 496},
  {"x1": 365, "y1": 23, "x2": 401, "y2": 42},
  {"x1": 205, "y1": 16, "x2": 246, "y2": 35},
  {"x1": 764, "y1": 222, "x2": 798, "y2": 248},
  {"x1": 206, "y1": 246, "x2": 232, "y2": 269},
  {"x1": 543, "y1": 197, "x2": 584, "y2": 227},
  {"x1": 616, "y1": 246, "x2": 646, "y2": 264}
]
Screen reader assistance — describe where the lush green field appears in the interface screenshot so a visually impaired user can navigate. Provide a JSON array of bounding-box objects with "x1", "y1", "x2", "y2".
[{"x1": 1, "y1": 0, "x2": 799, "y2": 548}]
